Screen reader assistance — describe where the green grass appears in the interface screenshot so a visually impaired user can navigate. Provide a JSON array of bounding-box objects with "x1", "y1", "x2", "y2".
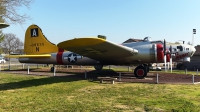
[
  {"x1": 151, "y1": 69, "x2": 199, "y2": 75},
  {"x1": 0, "y1": 72, "x2": 200, "y2": 111},
  {"x1": 103, "y1": 65, "x2": 200, "y2": 75}
]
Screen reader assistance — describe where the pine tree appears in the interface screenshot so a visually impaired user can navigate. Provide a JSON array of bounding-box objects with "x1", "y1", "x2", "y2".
[
  {"x1": 0, "y1": 16, "x2": 5, "y2": 53},
  {"x1": 0, "y1": 30, "x2": 4, "y2": 53}
]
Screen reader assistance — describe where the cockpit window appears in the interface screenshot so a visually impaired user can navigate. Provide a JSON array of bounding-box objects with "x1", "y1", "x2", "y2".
[
  {"x1": 186, "y1": 48, "x2": 189, "y2": 50},
  {"x1": 177, "y1": 46, "x2": 183, "y2": 51}
]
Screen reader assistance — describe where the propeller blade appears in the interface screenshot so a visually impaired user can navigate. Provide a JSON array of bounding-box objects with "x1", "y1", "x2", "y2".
[
  {"x1": 164, "y1": 39, "x2": 166, "y2": 72},
  {"x1": 164, "y1": 39, "x2": 166, "y2": 55},
  {"x1": 170, "y1": 45, "x2": 172, "y2": 56},
  {"x1": 170, "y1": 45, "x2": 172, "y2": 73},
  {"x1": 164, "y1": 54, "x2": 166, "y2": 71}
]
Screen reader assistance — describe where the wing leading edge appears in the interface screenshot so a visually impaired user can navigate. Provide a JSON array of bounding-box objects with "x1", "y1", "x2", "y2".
[{"x1": 58, "y1": 37, "x2": 138, "y2": 64}]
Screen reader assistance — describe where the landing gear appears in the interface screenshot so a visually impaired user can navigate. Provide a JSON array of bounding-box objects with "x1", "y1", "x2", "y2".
[
  {"x1": 134, "y1": 64, "x2": 148, "y2": 78},
  {"x1": 143, "y1": 64, "x2": 150, "y2": 73},
  {"x1": 50, "y1": 65, "x2": 55, "y2": 72},
  {"x1": 51, "y1": 67, "x2": 54, "y2": 72},
  {"x1": 94, "y1": 64, "x2": 103, "y2": 71}
]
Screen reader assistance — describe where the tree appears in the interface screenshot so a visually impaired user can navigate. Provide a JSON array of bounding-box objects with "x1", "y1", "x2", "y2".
[
  {"x1": 0, "y1": 0, "x2": 34, "y2": 24},
  {"x1": 0, "y1": 33, "x2": 23, "y2": 54},
  {"x1": 175, "y1": 41, "x2": 180, "y2": 44},
  {"x1": 0, "y1": 30, "x2": 5, "y2": 53},
  {"x1": 0, "y1": 17, "x2": 5, "y2": 53}
]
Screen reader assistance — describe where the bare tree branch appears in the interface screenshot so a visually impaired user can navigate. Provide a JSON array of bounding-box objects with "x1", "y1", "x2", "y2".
[
  {"x1": 0, "y1": 0, "x2": 34, "y2": 25},
  {"x1": 0, "y1": 33, "x2": 23, "y2": 54}
]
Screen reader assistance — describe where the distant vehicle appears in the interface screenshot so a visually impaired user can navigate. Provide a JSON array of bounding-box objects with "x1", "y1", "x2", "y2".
[
  {"x1": 149, "y1": 66, "x2": 162, "y2": 71},
  {"x1": 0, "y1": 58, "x2": 6, "y2": 63},
  {"x1": 4, "y1": 58, "x2": 9, "y2": 61}
]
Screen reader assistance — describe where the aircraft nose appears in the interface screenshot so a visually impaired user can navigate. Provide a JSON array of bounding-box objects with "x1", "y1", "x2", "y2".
[{"x1": 190, "y1": 46, "x2": 196, "y2": 57}]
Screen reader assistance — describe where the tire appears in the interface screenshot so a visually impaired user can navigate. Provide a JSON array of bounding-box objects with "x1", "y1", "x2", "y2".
[{"x1": 134, "y1": 65, "x2": 147, "y2": 78}]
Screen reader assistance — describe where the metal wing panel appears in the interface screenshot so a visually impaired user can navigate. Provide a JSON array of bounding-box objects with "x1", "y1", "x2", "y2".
[{"x1": 58, "y1": 38, "x2": 137, "y2": 63}]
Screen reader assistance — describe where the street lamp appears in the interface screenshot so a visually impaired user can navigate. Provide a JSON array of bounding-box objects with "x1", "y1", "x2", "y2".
[{"x1": 192, "y1": 29, "x2": 196, "y2": 46}]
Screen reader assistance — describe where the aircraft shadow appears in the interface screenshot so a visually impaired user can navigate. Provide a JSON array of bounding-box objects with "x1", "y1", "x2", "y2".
[
  {"x1": 0, "y1": 69, "x2": 123, "y2": 91},
  {"x1": 0, "y1": 75, "x2": 83, "y2": 91}
]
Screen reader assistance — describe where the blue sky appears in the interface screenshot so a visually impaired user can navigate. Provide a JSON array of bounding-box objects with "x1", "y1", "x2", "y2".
[{"x1": 2, "y1": 0, "x2": 200, "y2": 46}]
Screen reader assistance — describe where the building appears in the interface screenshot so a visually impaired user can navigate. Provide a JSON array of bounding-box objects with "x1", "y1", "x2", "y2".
[
  {"x1": 182, "y1": 45, "x2": 200, "y2": 70},
  {"x1": 123, "y1": 38, "x2": 143, "y2": 43}
]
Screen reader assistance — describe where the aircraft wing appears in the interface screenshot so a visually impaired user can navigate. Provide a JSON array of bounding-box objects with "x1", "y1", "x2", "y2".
[
  {"x1": 57, "y1": 37, "x2": 138, "y2": 64},
  {"x1": 0, "y1": 23, "x2": 9, "y2": 29},
  {"x1": 5, "y1": 54, "x2": 51, "y2": 58}
]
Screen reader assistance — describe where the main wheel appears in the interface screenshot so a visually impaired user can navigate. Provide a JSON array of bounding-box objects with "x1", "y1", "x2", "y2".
[{"x1": 134, "y1": 65, "x2": 147, "y2": 78}]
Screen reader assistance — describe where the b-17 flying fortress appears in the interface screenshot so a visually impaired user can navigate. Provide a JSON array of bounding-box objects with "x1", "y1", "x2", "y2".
[{"x1": 7, "y1": 24, "x2": 196, "y2": 78}]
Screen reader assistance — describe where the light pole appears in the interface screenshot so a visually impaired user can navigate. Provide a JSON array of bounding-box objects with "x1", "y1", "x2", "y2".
[{"x1": 192, "y1": 29, "x2": 196, "y2": 46}]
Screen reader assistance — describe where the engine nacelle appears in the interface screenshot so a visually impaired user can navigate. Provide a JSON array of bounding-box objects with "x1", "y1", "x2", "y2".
[
  {"x1": 156, "y1": 44, "x2": 164, "y2": 62},
  {"x1": 124, "y1": 43, "x2": 166, "y2": 64},
  {"x1": 156, "y1": 44, "x2": 171, "y2": 63}
]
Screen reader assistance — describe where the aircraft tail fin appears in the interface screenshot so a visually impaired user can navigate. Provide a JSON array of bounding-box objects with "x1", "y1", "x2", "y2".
[{"x1": 24, "y1": 24, "x2": 64, "y2": 55}]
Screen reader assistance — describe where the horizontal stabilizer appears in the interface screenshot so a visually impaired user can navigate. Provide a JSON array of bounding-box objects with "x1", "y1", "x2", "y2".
[
  {"x1": 0, "y1": 23, "x2": 9, "y2": 29},
  {"x1": 5, "y1": 54, "x2": 51, "y2": 58}
]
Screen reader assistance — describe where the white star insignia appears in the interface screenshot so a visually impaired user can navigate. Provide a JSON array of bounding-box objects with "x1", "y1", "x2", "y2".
[{"x1": 69, "y1": 54, "x2": 75, "y2": 62}]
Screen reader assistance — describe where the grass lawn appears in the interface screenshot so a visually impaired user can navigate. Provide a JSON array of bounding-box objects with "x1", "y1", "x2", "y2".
[{"x1": 0, "y1": 72, "x2": 200, "y2": 111}]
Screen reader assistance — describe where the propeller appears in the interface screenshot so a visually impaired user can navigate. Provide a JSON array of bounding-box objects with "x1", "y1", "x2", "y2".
[
  {"x1": 163, "y1": 39, "x2": 172, "y2": 72},
  {"x1": 163, "y1": 39, "x2": 174, "y2": 72}
]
